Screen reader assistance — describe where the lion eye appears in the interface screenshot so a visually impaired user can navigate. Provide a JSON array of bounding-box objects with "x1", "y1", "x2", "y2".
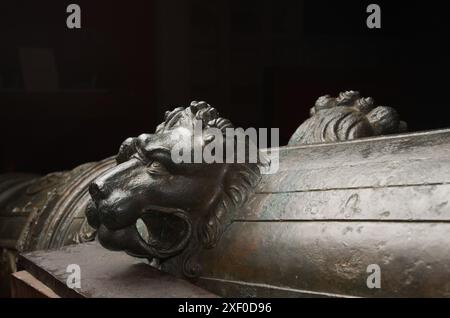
[{"x1": 146, "y1": 160, "x2": 169, "y2": 176}]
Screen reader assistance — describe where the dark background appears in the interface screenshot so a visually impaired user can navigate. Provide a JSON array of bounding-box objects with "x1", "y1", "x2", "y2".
[{"x1": 0, "y1": 0, "x2": 448, "y2": 174}]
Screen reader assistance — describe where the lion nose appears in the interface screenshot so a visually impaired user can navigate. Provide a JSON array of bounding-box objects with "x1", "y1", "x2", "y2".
[{"x1": 89, "y1": 181, "x2": 106, "y2": 201}]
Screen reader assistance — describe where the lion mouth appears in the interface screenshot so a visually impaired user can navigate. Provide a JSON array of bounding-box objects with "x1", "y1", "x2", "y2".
[
  {"x1": 135, "y1": 206, "x2": 193, "y2": 258},
  {"x1": 92, "y1": 204, "x2": 192, "y2": 260}
]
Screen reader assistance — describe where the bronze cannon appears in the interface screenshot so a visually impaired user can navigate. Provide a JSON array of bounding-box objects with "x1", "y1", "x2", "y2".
[{"x1": 1, "y1": 91, "x2": 449, "y2": 297}]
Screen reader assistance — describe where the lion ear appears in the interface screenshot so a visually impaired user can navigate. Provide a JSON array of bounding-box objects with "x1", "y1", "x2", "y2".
[
  {"x1": 198, "y1": 217, "x2": 220, "y2": 249},
  {"x1": 116, "y1": 137, "x2": 137, "y2": 164},
  {"x1": 198, "y1": 204, "x2": 227, "y2": 249}
]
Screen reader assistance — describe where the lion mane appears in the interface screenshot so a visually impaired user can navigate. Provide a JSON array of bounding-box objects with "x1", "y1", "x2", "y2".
[{"x1": 155, "y1": 101, "x2": 261, "y2": 250}]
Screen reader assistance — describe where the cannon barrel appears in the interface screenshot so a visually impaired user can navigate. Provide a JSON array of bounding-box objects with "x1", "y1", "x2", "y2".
[
  {"x1": 2, "y1": 129, "x2": 450, "y2": 297},
  {"x1": 183, "y1": 129, "x2": 450, "y2": 297},
  {"x1": 2, "y1": 92, "x2": 422, "y2": 298},
  {"x1": 0, "y1": 159, "x2": 114, "y2": 296}
]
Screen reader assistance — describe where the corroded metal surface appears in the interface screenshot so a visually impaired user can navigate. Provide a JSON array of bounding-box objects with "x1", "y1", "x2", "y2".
[{"x1": 190, "y1": 129, "x2": 450, "y2": 297}]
